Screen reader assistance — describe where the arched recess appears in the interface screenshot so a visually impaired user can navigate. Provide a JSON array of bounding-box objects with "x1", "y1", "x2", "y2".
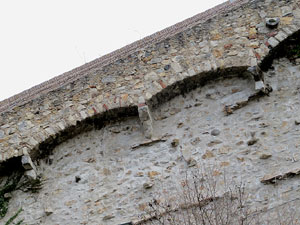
[
  {"x1": 1, "y1": 22, "x2": 300, "y2": 172},
  {"x1": 1, "y1": 22, "x2": 300, "y2": 225},
  {"x1": 260, "y1": 26, "x2": 300, "y2": 71},
  {"x1": 0, "y1": 106, "x2": 138, "y2": 173},
  {"x1": 0, "y1": 66, "x2": 251, "y2": 174},
  {"x1": 3, "y1": 53, "x2": 300, "y2": 225}
]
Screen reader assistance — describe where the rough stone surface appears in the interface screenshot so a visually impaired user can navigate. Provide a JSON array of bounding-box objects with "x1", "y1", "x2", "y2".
[
  {"x1": 138, "y1": 105, "x2": 153, "y2": 138},
  {"x1": 0, "y1": 0, "x2": 300, "y2": 224},
  {"x1": 2, "y1": 58, "x2": 300, "y2": 224},
  {"x1": 0, "y1": 0, "x2": 299, "y2": 164},
  {"x1": 21, "y1": 155, "x2": 36, "y2": 171}
]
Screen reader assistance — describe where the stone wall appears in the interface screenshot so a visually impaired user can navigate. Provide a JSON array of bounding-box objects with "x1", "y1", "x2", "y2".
[
  {"x1": 1, "y1": 0, "x2": 300, "y2": 224},
  {"x1": 0, "y1": 0, "x2": 299, "y2": 164},
  {"x1": 2, "y1": 57, "x2": 300, "y2": 224}
]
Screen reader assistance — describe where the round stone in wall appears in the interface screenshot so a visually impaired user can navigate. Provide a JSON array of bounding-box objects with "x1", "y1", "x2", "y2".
[{"x1": 211, "y1": 129, "x2": 221, "y2": 136}]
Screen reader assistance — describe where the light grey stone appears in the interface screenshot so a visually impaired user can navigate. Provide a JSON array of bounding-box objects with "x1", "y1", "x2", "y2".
[
  {"x1": 0, "y1": 130, "x2": 4, "y2": 139},
  {"x1": 101, "y1": 76, "x2": 116, "y2": 83},
  {"x1": 138, "y1": 105, "x2": 153, "y2": 139},
  {"x1": 211, "y1": 129, "x2": 221, "y2": 136},
  {"x1": 274, "y1": 31, "x2": 288, "y2": 42},
  {"x1": 268, "y1": 37, "x2": 279, "y2": 48},
  {"x1": 188, "y1": 68, "x2": 196, "y2": 76},
  {"x1": 21, "y1": 155, "x2": 36, "y2": 170},
  {"x1": 255, "y1": 81, "x2": 265, "y2": 91},
  {"x1": 149, "y1": 58, "x2": 162, "y2": 64},
  {"x1": 281, "y1": 6, "x2": 293, "y2": 17},
  {"x1": 171, "y1": 62, "x2": 183, "y2": 73},
  {"x1": 282, "y1": 27, "x2": 293, "y2": 35},
  {"x1": 144, "y1": 71, "x2": 158, "y2": 81},
  {"x1": 294, "y1": 9, "x2": 300, "y2": 18},
  {"x1": 24, "y1": 169, "x2": 37, "y2": 181},
  {"x1": 202, "y1": 61, "x2": 212, "y2": 72},
  {"x1": 199, "y1": 40, "x2": 208, "y2": 48},
  {"x1": 45, "y1": 127, "x2": 55, "y2": 136},
  {"x1": 29, "y1": 137, "x2": 39, "y2": 147}
]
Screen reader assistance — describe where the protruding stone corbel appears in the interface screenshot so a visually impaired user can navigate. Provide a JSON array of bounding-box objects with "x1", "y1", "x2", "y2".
[
  {"x1": 21, "y1": 154, "x2": 37, "y2": 181},
  {"x1": 247, "y1": 66, "x2": 264, "y2": 82},
  {"x1": 138, "y1": 97, "x2": 153, "y2": 139},
  {"x1": 247, "y1": 66, "x2": 272, "y2": 94},
  {"x1": 21, "y1": 155, "x2": 36, "y2": 171}
]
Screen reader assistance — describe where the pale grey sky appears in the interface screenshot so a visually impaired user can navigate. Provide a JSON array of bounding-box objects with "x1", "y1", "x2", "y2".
[{"x1": 0, "y1": 0, "x2": 226, "y2": 101}]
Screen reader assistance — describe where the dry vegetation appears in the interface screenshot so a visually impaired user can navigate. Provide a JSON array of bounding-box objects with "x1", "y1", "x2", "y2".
[{"x1": 138, "y1": 166, "x2": 300, "y2": 225}]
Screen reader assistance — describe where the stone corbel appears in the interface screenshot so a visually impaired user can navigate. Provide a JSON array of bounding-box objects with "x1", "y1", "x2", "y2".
[
  {"x1": 138, "y1": 97, "x2": 153, "y2": 139},
  {"x1": 247, "y1": 66, "x2": 272, "y2": 94},
  {"x1": 21, "y1": 154, "x2": 37, "y2": 181}
]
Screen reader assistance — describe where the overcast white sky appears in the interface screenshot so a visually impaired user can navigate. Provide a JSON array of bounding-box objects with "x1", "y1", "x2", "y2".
[{"x1": 0, "y1": 0, "x2": 226, "y2": 101}]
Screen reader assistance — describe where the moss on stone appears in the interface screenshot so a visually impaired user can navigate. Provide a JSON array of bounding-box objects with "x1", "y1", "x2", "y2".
[{"x1": 0, "y1": 172, "x2": 22, "y2": 219}]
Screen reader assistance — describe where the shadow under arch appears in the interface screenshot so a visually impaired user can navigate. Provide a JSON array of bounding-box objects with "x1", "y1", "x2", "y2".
[
  {"x1": 260, "y1": 28, "x2": 300, "y2": 71},
  {"x1": 34, "y1": 106, "x2": 139, "y2": 161},
  {"x1": 0, "y1": 68, "x2": 252, "y2": 173},
  {"x1": 2, "y1": 26, "x2": 300, "y2": 173},
  {"x1": 148, "y1": 66, "x2": 250, "y2": 109},
  {"x1": 0, "y1": 105, "x2": 139, "y2": 173},
  {"x1": 35, "y1": 66, "x2": 251, "y2": 163}
]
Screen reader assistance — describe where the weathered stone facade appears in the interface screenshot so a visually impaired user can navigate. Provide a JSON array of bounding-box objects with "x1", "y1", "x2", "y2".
[
  {"x1": 3, "y1": 57, "x2": 300, "y2": 225},
  {"x1": 1, "y1": 0, "x2": 300, "y2": 224}
]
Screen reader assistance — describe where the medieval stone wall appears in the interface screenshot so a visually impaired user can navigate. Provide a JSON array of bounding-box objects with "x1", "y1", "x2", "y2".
[
  {"x1": 0, "y1": 0, "x2": 299, "y2": 164},
  {"x1": 1, "y1": 0, "x2": 300, "y2": 224},
  {"x1": 2, "y1": 58, "x2": 300, "y2": 224}
]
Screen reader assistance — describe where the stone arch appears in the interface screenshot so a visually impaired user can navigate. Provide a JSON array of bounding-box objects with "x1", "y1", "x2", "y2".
[
  {"x1": 4, "y1": 54, "x2": 300, "y2": 225},
  {"x1": 147, "y1": 66, "x2": 249, "y2": 109},
  {"x1": 0, "y1": 106, "x2": 138, "y2": 173},
  {"x1": 35, "y1": 106, "x2": 139, "y2": 160},
  {"x1": 2, "y1": 25, "x2": 300, "y2": 169},
  {"x1": 1, "y1": 1, "x2": 300, "y2": 223},
  {"x1": 1, "y1": 0, "x2": 300, "y2": 171},
  {"x1": 0, "y1": 65, "x2": 253, "y2": 173},
  {"x1": 259, "y1": 25, "x2": 300, "y2": 71}
]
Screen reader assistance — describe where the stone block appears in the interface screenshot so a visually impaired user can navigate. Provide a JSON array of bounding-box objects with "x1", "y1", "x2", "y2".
[
  {"x1": 138, "y1": 105, "x2": 153, "y2": 139},
  {"x1": 24, "y1": 169, "x2": 37, "y2": 181},
  {"x1": 138, "y1": 105, "x2": 151, "y2": 122},
  {"x1": 142, "y1": 120, "x2": 153, "y2": 139},
  {"x1": 171, "y1": 62, "x2": 183, "y2": 73},
  {"x1": 267, "y1": 37, "x2": 279, "y2": 48},
  {"x1": 282, "y1": 27, "x2": 293, "y2": 35},
  {"x1": 255, "y1": 81, "x2": 265, "y2": 91},
  {"x1": 21, "y1": 155, "x2": 36, "y2": 171},
  {"x1": 274, "y1": 31, "x2": 288, "y2": 42}
]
